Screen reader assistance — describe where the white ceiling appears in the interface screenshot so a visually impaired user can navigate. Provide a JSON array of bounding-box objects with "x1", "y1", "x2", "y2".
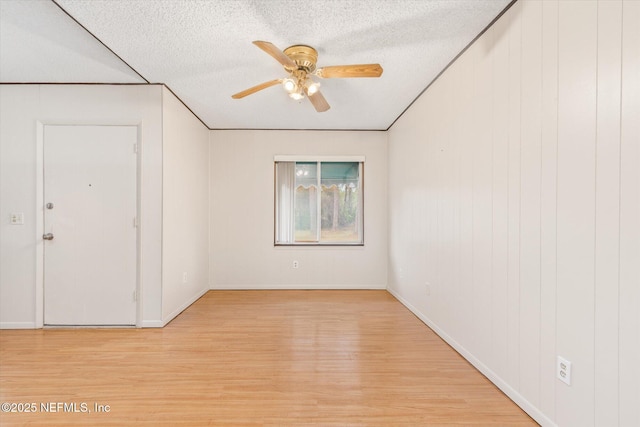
[
  {"x1": 0, "y1": 0, "x2": 144, "y2": 83},
  {"x1": 1, "y1": 0, "x2": 512, "y2": 130}
]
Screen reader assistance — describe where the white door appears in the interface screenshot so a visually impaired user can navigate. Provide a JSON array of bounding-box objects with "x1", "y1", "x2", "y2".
[{"x1": 43, "y1": 125, "x2": 137, "y2": 325}]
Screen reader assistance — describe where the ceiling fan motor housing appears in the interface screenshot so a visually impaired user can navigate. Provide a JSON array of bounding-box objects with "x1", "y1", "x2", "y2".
[{"x1": 283, "y1": 45, "x2": 318, "y2": 72}]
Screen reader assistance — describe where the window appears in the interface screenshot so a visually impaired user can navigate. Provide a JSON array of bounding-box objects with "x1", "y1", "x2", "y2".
[{"x1": 275, "y1": 156, "x2": 364, "y2": 245}]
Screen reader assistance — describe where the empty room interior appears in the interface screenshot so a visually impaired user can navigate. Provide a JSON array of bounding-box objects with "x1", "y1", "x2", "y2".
[{"x1": 0, "y1": 0, "x2": 638, "y2": 426}]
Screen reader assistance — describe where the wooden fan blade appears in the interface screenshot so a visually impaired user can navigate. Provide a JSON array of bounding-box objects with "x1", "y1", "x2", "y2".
[
  {"x1": 253, "y1": 41, "x2": 297, "y2": 69},
  {"x1": 316, "y1": 64, "x2": 383, "y2": 78},
  {"x1": 306, "y1": 89, "x2": 330, "y2": 112},
  {"x1": 231, "y1": 79, "x2": 281, "y2": 99}
]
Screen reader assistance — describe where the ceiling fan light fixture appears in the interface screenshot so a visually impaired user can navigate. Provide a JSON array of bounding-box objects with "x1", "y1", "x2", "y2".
[
  {"x1": 289, "y1": 92, "x2": 304, "y2": 101},
  {"x1": 306, "y1": 81, "x2": 320, "y2": 95},
  {"x1": 282, "y1": 78, "x2": 297, "y2": 93}
]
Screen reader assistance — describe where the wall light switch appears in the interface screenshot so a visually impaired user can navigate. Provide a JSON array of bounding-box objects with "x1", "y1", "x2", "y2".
[{"x1": 10, "y1": 213, "x2": 24, "y2": 225}]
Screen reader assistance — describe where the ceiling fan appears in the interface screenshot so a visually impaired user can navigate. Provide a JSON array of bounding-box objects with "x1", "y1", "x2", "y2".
[{"x1": 231, "y1": 41, "x2": 383, "y2": 112}]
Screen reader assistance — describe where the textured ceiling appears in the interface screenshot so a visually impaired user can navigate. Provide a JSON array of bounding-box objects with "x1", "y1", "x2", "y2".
[
  {"x1": 0, "y1": 0, "x2": 144, "y2": 83},
  {"x1": 1, "y1": 0, "x2": 512, "y2": 130}
]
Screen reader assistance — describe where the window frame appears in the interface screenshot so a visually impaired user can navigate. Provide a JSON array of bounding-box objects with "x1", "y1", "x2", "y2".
[{"x1": 274, "y1": 155, "x2": 365, "y2": 246}]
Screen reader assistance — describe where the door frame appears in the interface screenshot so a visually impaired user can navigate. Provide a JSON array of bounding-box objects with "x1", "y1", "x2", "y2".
[{"x1": 35, "y1": 121, "x2": 143, "y2": 328}]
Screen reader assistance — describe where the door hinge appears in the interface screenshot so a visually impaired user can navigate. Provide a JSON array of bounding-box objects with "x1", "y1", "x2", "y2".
[
  {"x1": 133, "y1": 143, "x2": 138, "y2": 154},
  {"x1": 133, "y1": 216, "x2": 139, "y2": 228}
]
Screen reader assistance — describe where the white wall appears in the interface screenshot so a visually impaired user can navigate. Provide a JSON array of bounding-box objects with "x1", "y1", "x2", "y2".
[
  {"x1": 161, "y1": 87, "x2": 209, "y2": 322},
  {"x1": 210, "y1": 130, "x2": 387, "y2": 289},
  {"x1": 387, "y1": 1, "x2": 639, "y2": 426},
  {"x1": 0, "y1": 84, "x2": 164, "y2": 327}
]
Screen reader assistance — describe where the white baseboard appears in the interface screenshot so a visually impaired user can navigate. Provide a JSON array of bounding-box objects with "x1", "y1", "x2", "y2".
[
  {"x1": 0, "y1": 322, "x2": 37, "y2": 329},
  {"x1": 160, "y1": 288, "x2": 208, "y2": 326},
  {"x1": 210, "y1": 284, "x2": 387, "y2": 290},
  {"x1": 140, "y1": 320, "x2": 164, "y2": 328},
  {"x1": 1, "y1": 290, "x2": 209, "y2": 329},
  {"x1": 387, "y1": 287, "x2": 556, "y2": 427},
  {"x1": 0, "y1": 319, "x2": 165, "y2": 329}
]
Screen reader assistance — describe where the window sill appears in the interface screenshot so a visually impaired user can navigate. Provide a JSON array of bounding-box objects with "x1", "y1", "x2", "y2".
[{"x1": 274, "y1": 243, "x2": 364, "y2": 247}]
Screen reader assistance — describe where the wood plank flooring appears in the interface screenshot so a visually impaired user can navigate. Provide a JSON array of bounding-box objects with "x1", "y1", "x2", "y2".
[{"x1": 0, "y1": 290, "x2": 537, "y2": 426}]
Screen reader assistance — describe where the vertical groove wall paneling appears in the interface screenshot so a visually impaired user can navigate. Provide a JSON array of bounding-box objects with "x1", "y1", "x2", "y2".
[
  {"x1": 519, "y1": 0, "x2": 543, "y2": 407},
  {"x1": 450, "y1": 54, "x2": 471, "y2": 343},
  {"x1": 472, "y1": 25, "x2": 494, "y2": 364},
  {"x1": 386, "y1": 0, "x2": 637, "y2": 424},
  {"x1": 539, "y1": 0, "x2": 559, "y2": 420},
  {"x1": 490, "y1": 7, "x2": 510, "y2": 382},
  {"x1": 457, "y1": 48, "x2": 476, "y2": 351},
  {"x1": 506, "y1": 0, "x2": 522, "y2": 390},
  {"x1": 444, "y1": 71, "x2": 457, "y2": 329},
  {"x1": 424, "y1": 77, "x2": 438, "y2": 317},
  {"x1": 556, "y1": 1, "x2": 598, "y2": 426},
  {"x1": 619, "y1": 1, "x2": 640, "y2": 425},
  {"x1": 594, "y1": 1, "x2": 623, "y2": 425}
]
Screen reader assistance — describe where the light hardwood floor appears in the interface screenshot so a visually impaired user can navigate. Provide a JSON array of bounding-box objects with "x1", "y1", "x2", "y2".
[{"x1": 0, "y1": 290, "x2": 537, "y2": 426}]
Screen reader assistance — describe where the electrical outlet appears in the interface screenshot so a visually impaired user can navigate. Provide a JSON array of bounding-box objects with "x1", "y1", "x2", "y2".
[
  {"x1": 182, "y1": 272, "x2": 188, "y2": 284},
  {"x1": 557, "y1": 356, "x2": 571, "y2": 386},
  {"x1": 292, "y1": 260, "x2": 299, "y2": 269}
]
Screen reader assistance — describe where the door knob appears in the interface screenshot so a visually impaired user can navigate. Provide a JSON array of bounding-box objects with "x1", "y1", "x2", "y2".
[
  {"x1": 46, "y1": 203, "x2": 54, "y2": 209},
  {"x1": 43, "y1": 233, "x2": 54, "y2": 240}
]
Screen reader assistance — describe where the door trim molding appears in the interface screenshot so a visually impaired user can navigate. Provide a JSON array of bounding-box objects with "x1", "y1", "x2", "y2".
[
  {"x1": 36, "y1": 122, "x2": 142, "y2": 328},
  {"x1": 35, "y1": 122, "x2": 44, "y2": 328}
]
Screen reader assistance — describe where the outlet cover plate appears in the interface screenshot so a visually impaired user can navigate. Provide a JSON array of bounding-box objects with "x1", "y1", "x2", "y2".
[{"x1": 557, "y1": 356, "x2": 571, "y2": 386}]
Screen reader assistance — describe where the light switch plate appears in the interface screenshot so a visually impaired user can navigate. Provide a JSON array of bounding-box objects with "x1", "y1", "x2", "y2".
[{"x1": 10, "y1": 213, "x2": 24, "y2": 225}]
